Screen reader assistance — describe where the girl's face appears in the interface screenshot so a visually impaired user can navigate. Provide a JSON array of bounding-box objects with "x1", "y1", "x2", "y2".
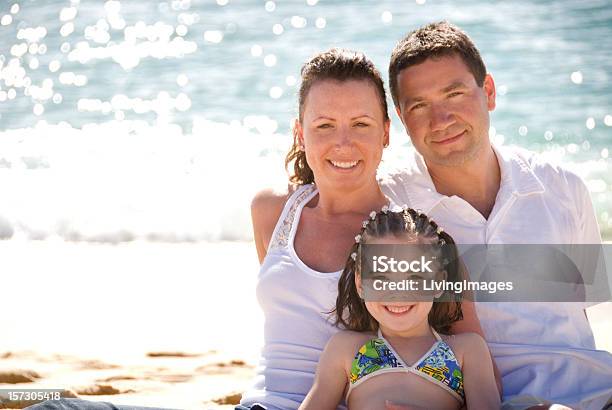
[
  {"x1": 355, "y1": 235, "x2": 443, "y2": 336},
  {"x1": 297, "y1": 79, "x2": 390, "y2": 193}
]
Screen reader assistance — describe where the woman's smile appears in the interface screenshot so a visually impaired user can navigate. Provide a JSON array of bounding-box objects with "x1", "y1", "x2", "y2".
[{"x1": 328, "y1": 159, "x2": 361, "y2": 171}]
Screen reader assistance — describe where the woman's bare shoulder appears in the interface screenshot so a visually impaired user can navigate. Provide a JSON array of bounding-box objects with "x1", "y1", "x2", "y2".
[
  {"x1": 251, "y1": 185, "x2": 294, "y2": 212},
  {"x1": 250, "y1": 184, "x2": 298, "y2": 224},
  {"x1": 251, "y1": 184, "x2": 299, "y2": 259}
]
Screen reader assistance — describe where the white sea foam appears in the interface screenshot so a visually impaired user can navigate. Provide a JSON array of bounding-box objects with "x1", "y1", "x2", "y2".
[
  {"x1": 0, "y1": 121, "x2": 610, "y2": 243},
  {"x1": 0, "y1": 119, "x2": 290, "y2": 242}
]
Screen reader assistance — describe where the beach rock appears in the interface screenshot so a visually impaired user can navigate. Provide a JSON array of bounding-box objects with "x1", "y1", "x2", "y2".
[
  {"x1": 212, "y1": 392, "x2": 242, "y2": 405},
  {"x1": 96, "y1": 375, "x2": 138, "y2": 382},
  {"x1": 0, "y1": 370, "x2": 41, "y2": 383},
  {"x1": 196, "y1": 359, "x2": 251, "y2": 374},
  {"x1": 75, "y1": 384, "x2": 130, "y2": 395},
  {"x1": 154, "y1": 373, "x2": 193, "y2": 383},
  {"x1": 146, "y1": 351, "x2": 202, "y2": 358},
  {"x1": 76, "y1": 360, "x2": 120, "y2": 370}
]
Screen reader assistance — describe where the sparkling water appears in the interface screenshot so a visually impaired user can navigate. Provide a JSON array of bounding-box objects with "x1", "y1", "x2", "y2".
[{"x1": 0, "y1": 0, "x2": 611, "y2": 241}]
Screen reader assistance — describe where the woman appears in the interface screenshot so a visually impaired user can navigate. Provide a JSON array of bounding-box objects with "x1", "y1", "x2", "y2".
[{"x1": 239, "y1": 48, "x2": 495, "y2": 410}]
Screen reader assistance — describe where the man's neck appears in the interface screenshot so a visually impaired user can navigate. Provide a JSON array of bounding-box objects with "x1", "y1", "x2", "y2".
[{"x1": 425, "y1": 146, "x2": 501, "y2": 219}]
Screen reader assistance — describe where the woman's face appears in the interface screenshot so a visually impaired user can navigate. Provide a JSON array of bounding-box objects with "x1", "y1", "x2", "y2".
[{"x1": 297, "y1": 79, "x2": 389, "y2": 192}]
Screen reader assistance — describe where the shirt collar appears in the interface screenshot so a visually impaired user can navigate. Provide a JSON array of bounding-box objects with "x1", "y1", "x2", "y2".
[
  {"x1": 399, "y1": 144, "x2": 546, "y2": 213},
  {"x1": 492, "y1": 144, "x2": 546, "y2": 196}
]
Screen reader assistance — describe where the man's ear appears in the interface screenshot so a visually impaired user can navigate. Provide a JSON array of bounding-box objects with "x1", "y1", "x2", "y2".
[
  {"x1": 483, "y1": 74, "x2": 496, "y2": 111},
  {"x1": 395, "y1": 106, "x2": 405, "y2": 126}
]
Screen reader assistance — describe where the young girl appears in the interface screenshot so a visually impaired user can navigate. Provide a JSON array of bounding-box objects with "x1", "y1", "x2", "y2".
[{"x1": 299, "y1": 207, "x2": 500, "y2": 410}]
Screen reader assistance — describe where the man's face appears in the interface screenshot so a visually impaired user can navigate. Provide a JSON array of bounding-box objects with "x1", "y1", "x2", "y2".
[{"x1": 394, "y1": 53, "x2": 496, "y2": 167}]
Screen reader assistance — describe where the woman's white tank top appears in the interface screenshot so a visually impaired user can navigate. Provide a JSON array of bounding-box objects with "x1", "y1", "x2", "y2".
[{"x1": 240, "y1": 184, "x2": 346, "y2": 410}]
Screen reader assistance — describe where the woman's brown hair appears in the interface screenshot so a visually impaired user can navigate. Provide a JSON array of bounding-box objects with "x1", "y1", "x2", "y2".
[
  {"x1": 334, "y1": 208, "x2": 463, "y2": 334},
  {"x1": 286, "y1": 48, "x2": 389, "y2": 185}
]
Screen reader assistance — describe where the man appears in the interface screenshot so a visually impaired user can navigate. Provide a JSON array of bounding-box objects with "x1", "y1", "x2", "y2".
[{"x1": 381, "y1": 21, "x2": 612, "y2": 410}]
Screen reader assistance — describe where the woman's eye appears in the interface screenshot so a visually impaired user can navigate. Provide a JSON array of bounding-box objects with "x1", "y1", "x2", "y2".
[
  {"x1": 317, "y1": 123, "x2": 332, "y2": 129},
  {"x1": 410, "y1": 103, "x2": 425, "y2": 112}
]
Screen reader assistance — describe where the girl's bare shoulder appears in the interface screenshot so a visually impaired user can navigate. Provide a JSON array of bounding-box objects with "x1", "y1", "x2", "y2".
[
  {"x1": 440, "y1": 331, "x2": 488, "y2": 363},
  {"x1": 327, "y1": 329, "x2": 378, "y2": 354}
]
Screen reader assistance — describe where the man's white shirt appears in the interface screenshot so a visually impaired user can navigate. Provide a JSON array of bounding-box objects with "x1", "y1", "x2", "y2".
[{"x1": 380, "y1": 144, "x2": 612, "y2": 409}]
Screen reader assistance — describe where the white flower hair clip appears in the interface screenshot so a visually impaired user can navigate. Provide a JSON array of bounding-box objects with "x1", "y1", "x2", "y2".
[
  {"x1": 351, "y1": 252, "x2": 357, "y2": 261},
  {"x1": 436, "y1": 227, "x2": 444, "y2": 234},
  {"x1": 369, "y1": 211, "x2": 376, "y2": 220},
  {"x1": 381, "y1": 205, "x2": 389, "y2": 213},
  {"x1": 362, "y1": 220, "x2": 369, "y2": 228},
  {"x1": 355, "y1": 234, "x2": 362, "y2": 243}
]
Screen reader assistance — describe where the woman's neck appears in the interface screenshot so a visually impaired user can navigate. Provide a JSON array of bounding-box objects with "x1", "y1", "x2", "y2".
[{"x1": 312, "y1": 179, "x2": 387, "y2": 217}]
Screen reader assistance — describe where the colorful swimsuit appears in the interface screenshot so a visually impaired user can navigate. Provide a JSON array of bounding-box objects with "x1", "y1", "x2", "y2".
[{"x1": 347, "y1": 328, "x2": 465, "y2": 404}]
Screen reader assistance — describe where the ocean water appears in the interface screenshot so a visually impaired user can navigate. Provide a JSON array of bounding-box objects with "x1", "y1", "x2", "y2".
[{"x1": 0, "y1": 0, "x2": 611, "y2": 242}]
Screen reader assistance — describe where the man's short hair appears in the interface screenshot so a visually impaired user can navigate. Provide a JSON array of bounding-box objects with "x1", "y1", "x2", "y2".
[{"x1": 389, "y1": 21, "x2": 487, "y2": 108}]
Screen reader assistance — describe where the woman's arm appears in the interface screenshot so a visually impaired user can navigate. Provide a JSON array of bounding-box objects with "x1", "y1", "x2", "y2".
[
  {"x1": 299, "y1": 334, "x2": 349, "y2": 410},
  {"x1": 250, "y1": 188, "x2": 291, "y2": 264},
  {"x1": 459, "y1": 332, "x2": 501, "y2": 410}
]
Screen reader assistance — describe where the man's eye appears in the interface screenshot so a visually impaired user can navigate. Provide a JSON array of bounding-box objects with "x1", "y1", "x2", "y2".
[
  {"x1": 448, "y1": 91, "x2": 463, "y2": 98},
  {"x1": 355, "y1": 122, "x2": 369, "y2": 127}
]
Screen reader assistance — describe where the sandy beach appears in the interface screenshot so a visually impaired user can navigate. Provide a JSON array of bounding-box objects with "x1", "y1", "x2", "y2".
[{"x1": 1, "y1": 240, "x2": 610, "y2": 409}]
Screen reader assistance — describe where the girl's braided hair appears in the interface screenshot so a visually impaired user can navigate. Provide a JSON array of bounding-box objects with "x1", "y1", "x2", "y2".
[{"x1": 334, "y1": 207, "x2": 463, "y2": 334}]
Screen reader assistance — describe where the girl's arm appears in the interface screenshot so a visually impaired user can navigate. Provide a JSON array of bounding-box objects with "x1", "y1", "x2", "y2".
[
  {"x1": 299, "y1": 333, "x2": 349, "y2": 410},
  {"x1": 450, "y1": 298, "x2": 502, "y2": 396},
  {"x1": 460, "y1": 333, "x2": 501, "y2": 410}
]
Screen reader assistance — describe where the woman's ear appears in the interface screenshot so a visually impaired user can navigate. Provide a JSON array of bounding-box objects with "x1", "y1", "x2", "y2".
[
  {"x1": 383, "y1": 120, "x2": 390, "y2": 148},
  {"x1": 293, "y1": 118, "x2": 304, "y2": 150}
]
